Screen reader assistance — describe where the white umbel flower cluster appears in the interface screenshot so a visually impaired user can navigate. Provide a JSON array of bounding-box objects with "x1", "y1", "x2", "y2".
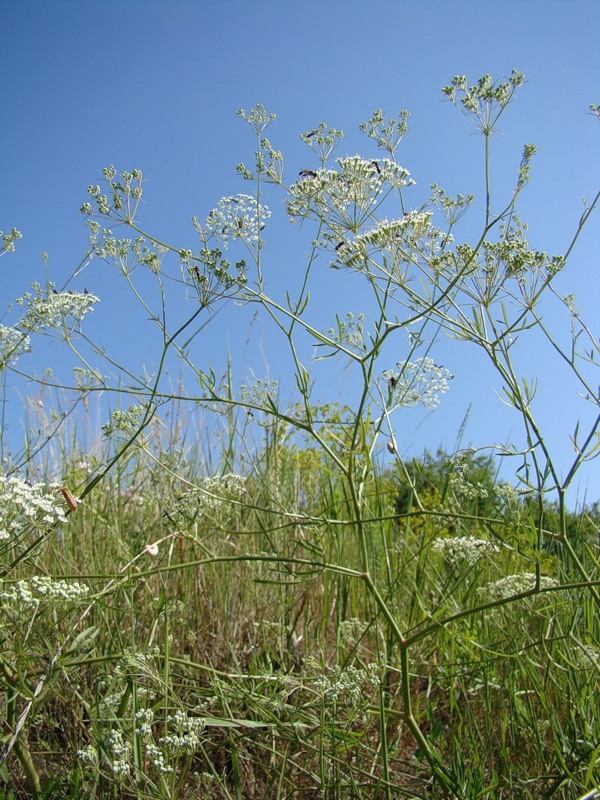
[
  {"x1": 287, "y1": 155, "x2": 412, "y2": 231},
  {"x1": 432, "y1": 536, "x2": 500, "y2": 569},
  {"x1": 383, "y1": 357, "x2": 453, "y2": 408},
  {"x1": 0, "y1": 575, "x2": 89, "y2": 606},
  {"x1": 480, "y1": 573, "x2": 559, "y2": 601},
  {"x1": 0, "y1": 324, "x2": 31, "y2": 370},
  {"x1": 17, "y1": 282, "x2": 99, "y2": 331},
  {"x1": 203, "y1": 194, "x2": 271, "y2": 250},
  {"x1": 0, "y1": 475, "x2": 68, "y2": 541},
  {"x1": 177, "y1": 473, "x2": 246, "y2": 519}
]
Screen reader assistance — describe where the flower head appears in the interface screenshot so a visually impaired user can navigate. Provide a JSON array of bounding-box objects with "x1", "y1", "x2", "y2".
[
  {"x1": 203, "y1": 194, "x2": 270, "y2": 250},
  {"x1": 287, "y1": 156, "x2": 412, "y2": 234},
  {"x1": 383, "y1": 357, "x2": 453, "y2": 409},
  {"x1": 432, "y1": 536, "x2": 499, "y2": 570},
  {"x1": 0, "y1": 325, "x2": 31, "y2": 370},
  {"x1": 0, "y1": 475, "x2": 68, "y2": 541},
  {"x1": 17, "y1": 283, "x2": 99, "y2": 332}
]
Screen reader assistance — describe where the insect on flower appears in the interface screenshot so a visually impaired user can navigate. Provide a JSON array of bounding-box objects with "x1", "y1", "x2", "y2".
[
  {"x1": 388, "y1": 375, "x2": 399, "y2": 390},
  {"x1": 371, "y1": 160, "x2": 381, "y2": 174},
  {"x1": 299, "y1": 169, "x2": 317, "y2": 179},
  {"x1": 335, "y1": 242, "x2": 346, "y2": 251},
  {"x1": 59, "y1": 486, "x2": 79, "y2": 513}
]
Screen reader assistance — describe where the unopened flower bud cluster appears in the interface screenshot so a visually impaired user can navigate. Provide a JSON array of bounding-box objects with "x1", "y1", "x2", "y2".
[
  {"x1": 1, "y1": 228, "x2": 23, "y2": 255},
  {"x1": 102, "y1": 404, "x2": 146, "y2": 439},
  {"x1": 447, "y1": 454, "x2": 490, "y2": 501},
  {"x1": 326, "y1": 312, "x2": 366, "y2": 351}
]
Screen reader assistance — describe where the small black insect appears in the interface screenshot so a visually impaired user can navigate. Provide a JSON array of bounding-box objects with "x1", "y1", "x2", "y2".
[
  {"x1": 371, "y1": 160, "x2": 381, "y2": 174},
  {"x1": 335, "y1": 242, "x2": 345, "y2": 251},
  {"x1": 299, "y1": 169, "x2": 317, "y2": 179},
  {"x1": 389, "y1": 375, "x2": 399, "y2": 390}
]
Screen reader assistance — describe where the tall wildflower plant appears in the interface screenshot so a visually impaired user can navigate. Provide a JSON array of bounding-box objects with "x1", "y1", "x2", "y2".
[
  {"x1": 0, "y1": 74, "x2": 598, "y2": 798},
  {"x1": 74, "y1": 72, "x2": 598, "y2": 798}
]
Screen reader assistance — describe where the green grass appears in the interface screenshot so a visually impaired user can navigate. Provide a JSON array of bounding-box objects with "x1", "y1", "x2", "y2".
[{"x1": 1, "y1": 419, "x2": 598, "y2": 800}]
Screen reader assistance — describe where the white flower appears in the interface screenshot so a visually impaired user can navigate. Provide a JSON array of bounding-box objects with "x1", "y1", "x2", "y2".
[
  {"x1": 16, "y1": 283, "x2": 99, "y2": 332},
  {"x1": 175, "y1": 473, "x2": 246, "y2": 521},
  {"x1": 0, "y1": 475, "x2": 68, "y2": 541},
  {"x1": 287, "y1": 155, "x2": 412, "y2": 232},
  {"x1": 203, "y1": 194, "x2": 270, "y2": 250},
  {"x1": 432, "y1": 536, "x2": 499, "y2": 569},
  {"x1": 383, "y1": 356, "x2": 453, "y2": 408},
  {"x1": 0, "y1": 576, "x2": 89, "y2": 606},
  {"x1": 0, "y1": 325, "x2": 31, "y2": 370},
  {"x1": 480, "y1": 573, "x2": 559, "y2": 601}
]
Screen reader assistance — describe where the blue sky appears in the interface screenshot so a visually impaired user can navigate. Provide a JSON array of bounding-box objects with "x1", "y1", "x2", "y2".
[{"x1": 1, "y1": 1, "x2": 599, "y2": 504}]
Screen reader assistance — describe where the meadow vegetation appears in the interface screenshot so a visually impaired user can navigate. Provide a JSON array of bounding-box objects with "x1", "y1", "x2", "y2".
[{"x1": 1, "y1": 72, "x2": 599, "y2": 799}]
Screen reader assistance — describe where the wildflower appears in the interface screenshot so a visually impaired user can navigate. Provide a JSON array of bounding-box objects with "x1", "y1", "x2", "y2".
[
  {"x1": 0, "y1": 575, "x2": 89, "y2": 607},
  {"x1": 432, "y1": 536, "x2": 499, "y2": 570},
  {"x1": 102, "y1": 404, "x2": 146, "y2": 438},
  {"x1": 286, "y1": 155, "x2": 412, "y2": 233},
  {"x1": 0, "y1": 325, "x2": 31, "y2": 370},
  {"x1": 146, "y1": 742, "x2": 173, "y2": 774},
  {"x1": 447, "y1": 453, "x2": 490, "y2": 501},
  {"x1": 134, "y1": 708, "x2": 154, "y2": 738},
  {"x1": 314, "y1": 662, "x2": 380, "y2": 704},
  {"x1": 76, "y1": 744, "x2": 98, "y2": 766},
  {"x1": 175, "y1": 473, "x2": 246, "y2": 522},
  {"x1": 326, "y1": 312, "x2": 366, "y2": 351},
  {"x1": 1, "y1": 228, "x2": 23, "y2": 255},
  {"x1": 16, "y1": 282, "x2": 99, "y2": 332},
  {"x1": 239, "y1": 377, "x2": 279, "y2": 405},
  {"x1": 382, "y1": 357, "x2": 453, "y2": 408},
  {"x1": 160, "y1": 709, "x2": 205, "y2": 755},
  {"x1": 237, "y1": 104, "x2": 276, "y2": 134},
  {"x1": 106, "y1": 729, "x2": 131, "y2": 780},
  {"x1": 479, "y1": 573, "x2": 559, "y2": 601},
  {"x1": 203, "y1": 194, "x2": 270, "y2": 250},
  {"x1": 0, "y1": 475, "x2": 68, "y2": 540}
]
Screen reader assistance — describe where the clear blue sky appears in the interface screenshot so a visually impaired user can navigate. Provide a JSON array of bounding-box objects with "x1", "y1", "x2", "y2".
[{"x1": 1, "y1": 1, "x2": 599, "y2": 505}]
